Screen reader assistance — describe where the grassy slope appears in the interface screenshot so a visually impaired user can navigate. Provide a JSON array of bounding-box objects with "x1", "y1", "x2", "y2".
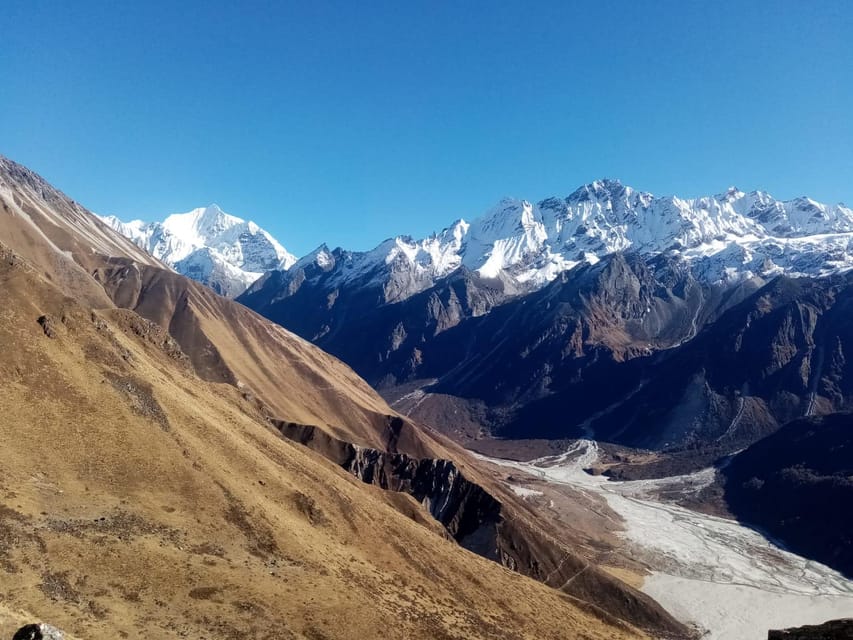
[{"x1": 0, "y1": 248, "x2": 645, "y2": 640}]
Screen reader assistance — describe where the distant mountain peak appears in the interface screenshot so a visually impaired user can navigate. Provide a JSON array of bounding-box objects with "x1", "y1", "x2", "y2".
[
  {"x1": 254, "y1": 181, "x2": 853, "y2": 310},
  {"x1": 100, "y1": 204, "x2": 296, "y2": 297},
  {"x1": 567, "y1": 178, "x2": 628, "y2": 202}
]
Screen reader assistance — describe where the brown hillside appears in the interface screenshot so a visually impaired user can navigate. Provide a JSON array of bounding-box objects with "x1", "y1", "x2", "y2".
[
  {"x1": 0, "y1": 250, "x2": 645, "y2": 639},
  {"x1": 0, "y1": 155, "x2": 688, "y2": 639}
]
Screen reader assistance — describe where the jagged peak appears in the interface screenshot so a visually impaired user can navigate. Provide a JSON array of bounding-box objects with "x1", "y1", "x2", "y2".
[
  {"x1": 716, "y1": 186, "x2": 745, "y2": 202},
  {"x1": 292, "y1": 243, "x2": 334, "y2": 269},
  {"x1": 567, "y1": 178, "x2": 631, "y2": 203}
]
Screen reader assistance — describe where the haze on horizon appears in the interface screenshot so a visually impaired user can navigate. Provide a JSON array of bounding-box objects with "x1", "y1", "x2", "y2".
[{"x1": 3, "y1": 0, "x2": 852, "y2": 255}]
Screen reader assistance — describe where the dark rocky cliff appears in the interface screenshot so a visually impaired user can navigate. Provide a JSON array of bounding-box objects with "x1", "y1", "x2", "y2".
[
  {"x1": 768, "y1": 618, "x2": 853, "y2": 639},
  {"x1": 271, "y1": 419, "x2": 690, "y2": 638}
]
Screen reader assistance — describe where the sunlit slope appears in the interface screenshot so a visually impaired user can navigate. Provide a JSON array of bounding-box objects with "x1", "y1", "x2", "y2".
[
  {"x1": 0, "y1": 154, "x2": 687, "y2": 638},
  {"x1": 0, "y1": 247, "x2": 646, "y2": 640}
]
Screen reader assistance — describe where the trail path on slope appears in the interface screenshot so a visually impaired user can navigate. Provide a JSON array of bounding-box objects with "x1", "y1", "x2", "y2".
[
  {"x1": 673, "y1": 288, "x2": 704, "y2": 348},
  {"x1": 472, "y1": 440, "x2": 853, "y2": 639}
]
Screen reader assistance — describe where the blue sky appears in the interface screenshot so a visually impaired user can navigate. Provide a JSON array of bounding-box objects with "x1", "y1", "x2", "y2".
[{"x1": 3, "y1": 1, "x2": 852, "y2": 255}]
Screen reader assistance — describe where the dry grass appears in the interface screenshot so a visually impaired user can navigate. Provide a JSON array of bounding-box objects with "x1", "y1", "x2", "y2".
[{"x1": 0, "y1": 253, "x2": 645, "y2": 640}]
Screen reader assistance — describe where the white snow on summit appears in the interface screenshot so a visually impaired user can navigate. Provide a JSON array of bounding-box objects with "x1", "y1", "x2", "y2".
[
  {"x1": 100, "y1": 204, "x2": 296, "y2": 297},
  {"x1": 108, "y1": 182, "x2": 853, "y2": 303},
  {"x1": 282, "y1": 179, "x2": 853, "y2": 304}
]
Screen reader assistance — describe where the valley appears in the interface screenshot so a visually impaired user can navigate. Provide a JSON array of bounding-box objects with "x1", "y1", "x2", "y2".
[
  {"x1": 472, "y1": 440, "x2": 853, "y2": 639},
  {"x1": 103, "y1": 166, "x2": 853, "y2": 637},
  {"x1": 6, "y1": 5, "x2": 852, "y2": 638}
]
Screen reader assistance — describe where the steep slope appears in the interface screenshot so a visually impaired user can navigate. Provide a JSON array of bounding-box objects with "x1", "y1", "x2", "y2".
[
  {"x1": 723, "y1": 412, "x2": 853, "y2": 578},
  {"x1": 238, "y1": 180, "x2": 853, "y2": 454},
  {"x1": 400, "y1": 269, "x2": 853, "y2": 454},
  {"x1": 101, "y1": 205, "x2": 296, "y2": 297},
  {"x1": 550, "y1": 272, "x2": 853, "y2": 450},
  {"x1": 0, "y1": 251, "x2": 649, "y2": 640},
  {"x1": 0, "y1": 156, "x2": 401, "y2": 452},
  {"x1": 0, "y1": 155, "x2": 689, "y2": 638},
  {"x1": 0, "y1": 156, "x2": 162, "y2": 308},
  {"x1": 240, "y1": 263, "x2": 519, "y2": 387}
]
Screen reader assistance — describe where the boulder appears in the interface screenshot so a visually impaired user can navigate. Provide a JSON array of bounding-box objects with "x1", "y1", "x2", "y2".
[
  {"x1": 768, "y1": 619, "x2": 853, "y2": 639},
  {"x1": 12, "y1": 624, "x2": 65, "y2": 640}
]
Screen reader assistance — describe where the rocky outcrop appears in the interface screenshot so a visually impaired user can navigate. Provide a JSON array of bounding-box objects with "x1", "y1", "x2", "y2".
[
  {"x1": 12, "y1": 624, "x2": 65, "y2": 640},
  {"x1": 271, "y1": 419, "x2": 690, "y2": 638},
  {"x1": 273, "y1": 420, "x2": 501, "y2": 551},
  {"x1": 37, "y1": 315, "x2": 57, "y2": 338},
  {"x1": 768, "y1": 619, "x2": 853, "y2": 639}
]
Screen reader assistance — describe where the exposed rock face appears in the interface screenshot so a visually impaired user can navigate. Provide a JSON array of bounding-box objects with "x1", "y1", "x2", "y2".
[
  {"x1": 37, "y1": 315, "x2": 57, "y2": 338},
  {"x1": 383, "y1": 269, "x2": 853, "y2": 457},
  {"x1": 348, "y1": 448, "x2": 502, "y2": 549},
  {"x1": 12, "y1": 624, "x2": 65, "y2": 640},
  {"x1": 240, "y1": 264, "x2": 518, "y2": 387},
  {"x1": 273, "y1": 420, "x2": 502, "y2": 552},
  {"x1": 768, "y1": 618, "x2": 853, "y2": 639},
  {"x1": 271, "y1": 420, "x2": 689, "y2": 638}
]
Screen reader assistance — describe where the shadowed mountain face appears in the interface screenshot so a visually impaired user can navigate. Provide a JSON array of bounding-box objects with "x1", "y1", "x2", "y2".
[
  {"x1": 485, "y1": 271, "x2": 853, "y2": 449},
  {"x1": 242, "y1": 238, "x2": 853, "y2": 454},
  {"x1": 724, "y1": 412, "x2": 853, "y2": 578},
  {"x1": 239, "y1": 262, "x2": 519, "y2": 386},
  {"x1": 0, "y1": 155, "x2": 689, "y2": 639}
]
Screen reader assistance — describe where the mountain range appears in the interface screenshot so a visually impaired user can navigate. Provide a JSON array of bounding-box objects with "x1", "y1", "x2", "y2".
[
  {"x1": 5, "y1": 153, "x2": 852, "y2": 638},
  {"x1": 104, "y1": 180, "x2": 853, "y2": 302},
  {"x1": 103, "y1": 181, "x2": 853, "y2": 454},
  {"x1": 0, "y1": 154, "x2": 691, "y2": 638}
]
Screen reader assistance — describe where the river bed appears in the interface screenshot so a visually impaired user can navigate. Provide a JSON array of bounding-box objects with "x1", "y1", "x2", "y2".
[{"x1": 472, "y1": 440, "x2": 853, "y2": 639}]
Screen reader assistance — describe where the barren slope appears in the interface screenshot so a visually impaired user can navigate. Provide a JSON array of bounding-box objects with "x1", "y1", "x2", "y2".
[
  {"x1": 0, "y1": 155, "x2": 688, "y2": 638},
  {"x1": 0, "y1": 251, "x2": 646, "y2": 639}
]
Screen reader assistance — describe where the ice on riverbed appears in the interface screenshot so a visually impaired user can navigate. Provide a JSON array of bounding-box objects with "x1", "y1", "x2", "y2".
[{"x1": 473, "y1": 440, "x2": 853, "y2": 640}]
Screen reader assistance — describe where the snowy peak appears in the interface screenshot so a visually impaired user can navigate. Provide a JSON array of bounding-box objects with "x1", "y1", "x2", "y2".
[
  {"x1": 154, "y1": 204, "x2": 295, "y2": 271},
  {"x1": 270, "y1": 181, "x2": 853, "y2": 308},
  {"x1": 566, "y1": 178, "x2": 632, "y2": 203},
  {"x1": 100, "y1": 204, "x2": 296, "y2": 297}
]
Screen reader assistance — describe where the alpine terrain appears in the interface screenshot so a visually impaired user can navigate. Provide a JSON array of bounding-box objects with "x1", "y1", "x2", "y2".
[
  {"x1": 0, "y1": 155, "x2": 695, "y2": 639},
  {"x1": 229, "y1": 178, "x2": 853, "y2": 637},
  {"x1": 232, "y1": 180, "x2": 853, "y2": 448},
  {"x1": 100, "y1": 205, "x2": 296, "y2": 297}
]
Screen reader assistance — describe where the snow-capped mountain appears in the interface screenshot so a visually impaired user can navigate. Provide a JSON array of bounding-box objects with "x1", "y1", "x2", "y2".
[
  {"x1": 236, "y1": 181, "x2": 853, "y2": 470},
  {"x1": 255, "y1": 179, "x2": 853, "y2": 307},
  {"x1": 101, "y1": 204, "x2": 296, "y2": 297}
]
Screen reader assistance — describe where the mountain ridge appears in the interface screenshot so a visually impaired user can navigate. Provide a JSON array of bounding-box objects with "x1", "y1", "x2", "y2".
[
  {"x1": 0, "y1": 152, "x2": 689, "y2": 639},
  {"x1": 106, "y1": 181, "x2": 853, "y2": 307}
]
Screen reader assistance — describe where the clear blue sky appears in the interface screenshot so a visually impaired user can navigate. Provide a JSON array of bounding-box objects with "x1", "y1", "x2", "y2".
[{"x1": 3, "y1": 1, "x2": 852, "y2": 255}]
